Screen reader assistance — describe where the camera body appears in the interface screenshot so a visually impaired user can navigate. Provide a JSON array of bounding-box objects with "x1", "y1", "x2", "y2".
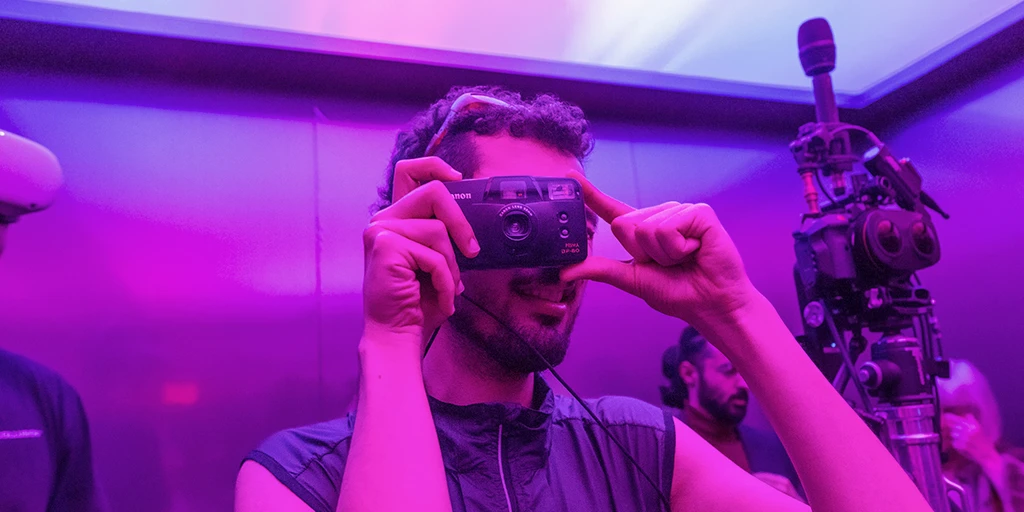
[
  {"x1": 793, "y1": 202, "x2": 940, "y2": 380},
  {"x1": 794, "y1": 205, "x2": 940, "y2": 293},
  {"x1": 444, "y1": 176, "x2": 588, "y2": 270}
]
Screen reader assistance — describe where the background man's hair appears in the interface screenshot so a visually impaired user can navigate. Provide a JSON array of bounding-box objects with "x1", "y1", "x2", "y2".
[
  {"x1": 659, "y1": 326, "x2": 710, "y2": 408},
  {"x1": 374, "y1": 85, "x2": 594, "y2": 211}
]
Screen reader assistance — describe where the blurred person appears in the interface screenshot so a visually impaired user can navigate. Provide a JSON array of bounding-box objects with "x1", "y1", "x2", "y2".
[
  {"x1": 0, "y1": 130, "x2": 107, "y2": 511},
  {"x1": 938, "y1": 359, "x2": 1023, "y2": 512},
  {"x1": 661, "y1": 326, "x2": 803, "y2": 501}
]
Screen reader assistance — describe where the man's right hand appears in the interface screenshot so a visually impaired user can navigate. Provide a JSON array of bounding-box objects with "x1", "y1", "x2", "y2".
[
  {"x1": 344, "y1": 158, "x2": 467, "y2": 512},
  {"x1": 361, "y1": 157, "x2": 479, "y2": 348}
]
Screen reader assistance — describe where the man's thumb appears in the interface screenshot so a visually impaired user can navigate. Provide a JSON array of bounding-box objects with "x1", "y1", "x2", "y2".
[{"x1": 560, "y1": 256, "x2": 637, "y2": 294}]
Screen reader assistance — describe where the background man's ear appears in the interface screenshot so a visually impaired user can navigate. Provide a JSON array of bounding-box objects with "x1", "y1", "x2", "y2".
[{"x1": 679, "y1": 361, "x2": 699, "y2": 388}]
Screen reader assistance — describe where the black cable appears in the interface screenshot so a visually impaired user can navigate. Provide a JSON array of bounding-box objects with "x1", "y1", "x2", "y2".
[
  {"x1": 424, "y1": 326, "x2": 441, "y2": 357},
  {"x1": 831, "y1": 123, "x2": 883, "y2": 148},
  {"x1": 452, "y1": 293, "x2": 673, "y2": 510}
]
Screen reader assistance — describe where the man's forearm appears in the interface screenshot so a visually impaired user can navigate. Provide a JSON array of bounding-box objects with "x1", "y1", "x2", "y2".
[
  {"x1": 693, "y1": 292, "x2": 930, "y2": 512},
  {"x1": 337, "y1": 337, "x2": 452, "y2": 512}
]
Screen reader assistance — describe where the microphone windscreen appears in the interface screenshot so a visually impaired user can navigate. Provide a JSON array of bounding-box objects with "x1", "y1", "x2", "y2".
[{"x1": 798, "y1": 18, "x2": 836, "y2": 76}]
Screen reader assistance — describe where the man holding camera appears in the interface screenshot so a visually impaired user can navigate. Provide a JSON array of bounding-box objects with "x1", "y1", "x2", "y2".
[{"x1": 236, "y1": 86, "x2": 931, "y2": 512}]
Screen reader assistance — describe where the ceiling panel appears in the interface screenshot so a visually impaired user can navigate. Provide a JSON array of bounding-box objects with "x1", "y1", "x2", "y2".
[{"x1": 8, "y1": 0, "x2": 1024, "y2": 106}]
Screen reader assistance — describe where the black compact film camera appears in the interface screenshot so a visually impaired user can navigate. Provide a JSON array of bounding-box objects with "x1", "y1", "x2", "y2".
[{"x1": 444, "y1": 176, "x2": 588, "y2": 270}]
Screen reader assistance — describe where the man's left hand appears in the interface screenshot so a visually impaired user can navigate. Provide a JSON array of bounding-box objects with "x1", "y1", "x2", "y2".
[{"x1": 560, "y1": 171, "x2": 758, "y2": 329}]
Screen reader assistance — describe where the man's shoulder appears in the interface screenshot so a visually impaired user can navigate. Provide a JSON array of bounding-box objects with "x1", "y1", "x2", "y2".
[
  {"x1": 0, "y1": 349, "x2": 82, "y2": 406},
  {"x1": 553, "y1": 393, "x2": 671, "y2": 432},
  {"x1": 248, "y1": 415, "x2": 357, "y2": 474},
  {"x1": 550, "y1": 394, "x2": 676, "y2": 502},
  {"x1": 244, "y1": 415, "x2": 356, "y2": 512}
]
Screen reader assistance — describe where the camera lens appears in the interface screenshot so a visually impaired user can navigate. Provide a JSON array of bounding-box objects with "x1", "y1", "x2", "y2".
[
  {"x1": 876, "y1": 220, "x2": 902, "y2": 255},
  {"x1": 502, "y1": 211, "x2": 532, "y2": 241},
  {"x1": 912, "y1": 222, "x2": 936, "y2": 255}
]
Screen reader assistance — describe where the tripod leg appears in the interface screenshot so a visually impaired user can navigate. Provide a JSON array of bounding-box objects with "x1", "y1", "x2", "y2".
[{"x1": 944, "y1": 476, "x2": 972, "y2": 512}]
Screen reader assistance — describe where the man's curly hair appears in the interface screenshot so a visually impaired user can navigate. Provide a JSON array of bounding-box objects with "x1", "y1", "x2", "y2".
[{"x1": 374, "y1": 85, "x2": 594, "y2": 211}]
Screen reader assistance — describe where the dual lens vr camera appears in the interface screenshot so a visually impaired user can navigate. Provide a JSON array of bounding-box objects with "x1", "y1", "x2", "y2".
[{"x1": 444, "y1": 176, "x2": 588, "y2": 270}]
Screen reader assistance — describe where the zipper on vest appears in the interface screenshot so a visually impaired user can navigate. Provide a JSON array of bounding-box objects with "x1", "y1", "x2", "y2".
[{"x1": 497, "y1": 423, "x2": 519, "y2": 512}]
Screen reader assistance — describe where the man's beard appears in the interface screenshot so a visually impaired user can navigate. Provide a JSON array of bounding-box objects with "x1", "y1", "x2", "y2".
[
  {"x1": 698, "y1": 373, "x2": 749, "y2": 426},
  {"x1": 447, "y1": 294, "x2": 581, "y2": 376}
]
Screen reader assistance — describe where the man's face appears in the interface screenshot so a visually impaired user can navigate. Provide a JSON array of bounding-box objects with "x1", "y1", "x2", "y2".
[
  {"x1": 693, "y1": 344, "x2": 749, "y2": 426},
  {"x1": 447, "y1": 135, "x2": 596, "y2": 375}
]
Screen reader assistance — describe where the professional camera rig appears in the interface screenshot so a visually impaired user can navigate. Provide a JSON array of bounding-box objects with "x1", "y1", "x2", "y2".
[{"x1": 791, "y1": 18, "x2": 967, "y2": 512}]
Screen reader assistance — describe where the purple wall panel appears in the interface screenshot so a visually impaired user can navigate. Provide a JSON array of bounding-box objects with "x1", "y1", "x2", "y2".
[{"x1": 0, "y1": 73, "x2": 324, "y2": 511}]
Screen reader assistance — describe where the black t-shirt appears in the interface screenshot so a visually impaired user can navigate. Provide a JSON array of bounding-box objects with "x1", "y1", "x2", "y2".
[{"x1": 0, "y1": 349, "x2": 107, "y2": 512}]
